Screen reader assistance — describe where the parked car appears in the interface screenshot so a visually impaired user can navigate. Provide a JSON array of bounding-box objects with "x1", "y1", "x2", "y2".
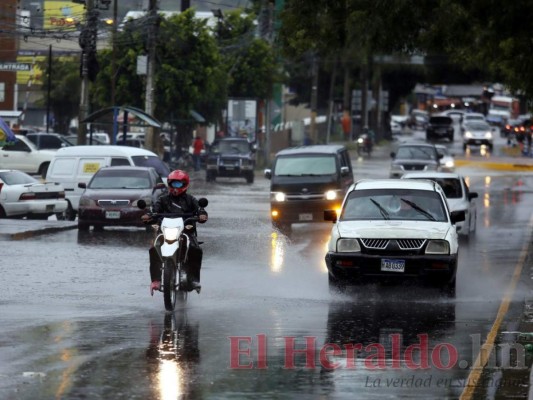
[
  {"x1": 77, "y1": 166, "x2": 166, "y2": 231},
  {"x1": 206, "y1": 137, "x2": 256, "y2": 183},
  {"x1": 426, "y1": 115, "x2": 454, "y2": 142},
  {"x1": 462, "y1": 121, "x2": 494, "y2": 151},
  {"x1": 435, "y1": 145, "x2": 455, "y2": 172},
  {"x1": 0, "y1": 169, "x2": 67, "y2": 219},
  {"x1": 389, "y1": 143, "x2": 442, "y2": 178},
  {"x1": 26, "y1": 133, "x2": 72, "y2": 150},
  {"x1": 264, "y1": 144, "x2": 354, "y2": 233},
  {"x1": 402, "y1": 172, "x2": 478, "y2": 237},
  {"x1": 0, "y1": 135, "x2": 56, "y2": 178},
  {"x1": 324, "y1": 179, "x2": 464, "y2": 295}
]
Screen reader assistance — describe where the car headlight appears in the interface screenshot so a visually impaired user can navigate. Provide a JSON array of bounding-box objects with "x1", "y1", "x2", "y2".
[
  {"x1": 325, "y1": 190, "x2": 339, "y2": 201},
  {"x1": 273, "y1": 192, "x2": 286, "y2": 202},
  {"x1": 464, "y1": 131, "x2": 473, "y2": 138},
  {"x1": 336, "y1": 238, "x2": 361, "y2": 252},
  {"x1": 445, "y1": 160, "x2": 455, "y2": 168},
  {"x1": 79, "y1": 196, "x2": 95, "y2": 207},
  {"x1": 485, "y1": 131, "x2": 493, "y2": 139},
  {"x1": 425, "y1": 240, "x2": 450, "y2": 254}
]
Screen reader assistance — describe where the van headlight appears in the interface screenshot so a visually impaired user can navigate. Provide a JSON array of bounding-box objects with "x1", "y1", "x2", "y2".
[
  {"x1": 337, "y1": 238, "x2": 361, "y2": 252},
  {"x1": 273, "y1": 192, "x2": 286, "y2": 202},
  {"x1": 325, "y1": 190, "x2": 340, "y2": 201},
  {"x1": 425, "y1": 240, "x2": 450, "y2": 254}
]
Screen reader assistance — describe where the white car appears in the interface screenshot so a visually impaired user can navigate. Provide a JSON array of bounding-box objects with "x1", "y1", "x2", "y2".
[
  {"x1": 0, "y1": 169, "x2": 67, "y2": 219},
  {"x1": 460, "y1": 112, "x2": 486, "y2": 132},
  {"x1": 324, "y1": 179, "x2": 465, "y2": 295},
  {"x1": 402, "y1": 172, "x2": 478, "y2": 237},
  {"x1": 435, "y1": 145, "x2": 455, "y2": 172},
  {"x1": 0, "y1": 135, "x2": 57, "y2": 178},
  {"x1": 462, "y1": 121, "x2": 494, "y2": 151}
]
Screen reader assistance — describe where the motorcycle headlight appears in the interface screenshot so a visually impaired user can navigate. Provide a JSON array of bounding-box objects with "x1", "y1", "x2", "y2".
[
  {"x1": 273, "y1": 192, "x2": 286, "y2": 202},
  {"x1": 162, "y1": 226, "x2": 179, "y2": 242},
  {"x1": 357, "y1": 138, "x2": 364, "y2": 144},
  {"x1": 425, "y1": 240, "x2": 450, "y2": 254},
  {"x1": 337, "y1": 238, "x2": 361, "y2": 253}
]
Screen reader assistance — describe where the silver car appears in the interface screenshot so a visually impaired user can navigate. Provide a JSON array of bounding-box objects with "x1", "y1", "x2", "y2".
[{"x1": 462, "y1": 121, "x2": 494, "y2": 151}]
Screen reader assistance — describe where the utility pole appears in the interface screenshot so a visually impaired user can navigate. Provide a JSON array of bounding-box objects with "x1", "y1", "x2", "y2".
[
  {"x1": 46, "y1": 44, "x2": 52, "y2": 133},
  {"x1": 78, "y1": 0, "x2": 98, "y2": 145},
  {"x1": 144, "y1": 0, "x2": 158, "y2": 153}
]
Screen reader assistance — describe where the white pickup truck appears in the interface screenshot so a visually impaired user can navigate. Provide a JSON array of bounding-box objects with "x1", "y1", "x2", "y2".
[{"x1": 0, "y1": 135, "x2": 56, "y2": 179}]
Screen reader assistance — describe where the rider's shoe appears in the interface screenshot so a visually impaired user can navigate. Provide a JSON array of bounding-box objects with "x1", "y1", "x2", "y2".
[
  {"x1": 180, "y1": 272, "x2": 188, "y2": 285},
  {"x1": 150, "y1": 281, "x2": 161, "y2": 296},
  {"x1": 190, "y1": 280, "x2": 201, "y2": 293}
]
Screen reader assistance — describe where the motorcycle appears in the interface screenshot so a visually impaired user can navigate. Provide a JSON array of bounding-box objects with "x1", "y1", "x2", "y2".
[
  {"x1": 138, "y1": 198, "x2": 208, "y2": 311},
  {"x1": 357, "y1": 134, "x2": 373, "y2": 156}
]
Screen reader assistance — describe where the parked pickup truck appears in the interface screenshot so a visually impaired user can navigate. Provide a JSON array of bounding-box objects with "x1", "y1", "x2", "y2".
[{"x1": 0, "y1": 135, "x2": 56, "y2": 179}]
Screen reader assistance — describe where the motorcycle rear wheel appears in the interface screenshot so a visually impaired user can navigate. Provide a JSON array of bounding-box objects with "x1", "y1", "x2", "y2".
[{"x1": 163, "y1": 259, "x2": 177, "y2": 311}]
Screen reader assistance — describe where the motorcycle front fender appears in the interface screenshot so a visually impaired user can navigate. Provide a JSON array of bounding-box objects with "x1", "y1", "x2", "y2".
[{"x1": 161, "y1": 241, "x2": 179, "y2": 258}]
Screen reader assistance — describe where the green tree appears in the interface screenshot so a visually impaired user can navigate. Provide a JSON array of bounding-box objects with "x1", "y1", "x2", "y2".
[{"x1": 38, "y1": 55, "x2": 80, "y2": 134}]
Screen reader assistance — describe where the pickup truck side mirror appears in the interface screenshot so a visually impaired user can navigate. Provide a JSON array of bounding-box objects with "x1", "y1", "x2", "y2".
[
  {"x1": 324, "y1": 209, "x2": 338, "y2": 223},
  {"x1": 340, "y1": 166, "x2": 349, "y2": 177},
  {"x1": 78, "y1": 182, "x2": 87, "y2": 189}
]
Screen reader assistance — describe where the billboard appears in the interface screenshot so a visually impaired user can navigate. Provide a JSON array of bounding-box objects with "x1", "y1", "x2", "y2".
[{"x1": 44, "y1": 1, "x2": 85, "y2": 29}]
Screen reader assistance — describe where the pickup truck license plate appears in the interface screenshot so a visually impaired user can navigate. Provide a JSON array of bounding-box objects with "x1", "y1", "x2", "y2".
[
  {"x1": 381, "y1": 259, "x2": 405, "y2": 273},
  {"x1": 105, "y1": 211, "x2": 121, "y2": 219},
  {"x1": 299, "y1": 213, "x2": 313, "y2": 221}
]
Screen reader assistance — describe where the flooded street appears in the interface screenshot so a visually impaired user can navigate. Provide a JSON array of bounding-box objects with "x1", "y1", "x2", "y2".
[{"x1": 2, "y1": 143, "x2": 533, "y2": 399}]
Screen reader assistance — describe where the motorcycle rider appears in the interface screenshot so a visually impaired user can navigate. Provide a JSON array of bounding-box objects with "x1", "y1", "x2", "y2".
[{"x1": 141, "y1": 170, "x2": 208, "y2": 296}]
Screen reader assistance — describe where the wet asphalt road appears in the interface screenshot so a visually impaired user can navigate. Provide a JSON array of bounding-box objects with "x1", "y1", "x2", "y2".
[{"x1": 2, "y1": 130, "x2": 533, "y2": 399}]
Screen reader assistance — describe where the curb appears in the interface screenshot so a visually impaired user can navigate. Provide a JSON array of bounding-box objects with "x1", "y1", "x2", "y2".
[{"x1": 0, "y1": 224, "x2": 78, "y2": 240}]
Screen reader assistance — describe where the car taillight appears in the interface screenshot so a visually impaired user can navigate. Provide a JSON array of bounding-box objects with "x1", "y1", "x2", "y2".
[
  {"x1": 520, "y1": 126, "x2": 525, "y2": 132},
  {"x1": 19, "y1": 193, "x2": 36, "y2": 200},
  {"x1": 506, "y1": 125, "x2": 511, "y2": 129}
]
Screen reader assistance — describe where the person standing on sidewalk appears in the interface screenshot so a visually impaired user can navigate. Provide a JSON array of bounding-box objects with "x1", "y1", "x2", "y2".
[{"x1": 192, "y1": 136, "x2": 204, "y2": 171}]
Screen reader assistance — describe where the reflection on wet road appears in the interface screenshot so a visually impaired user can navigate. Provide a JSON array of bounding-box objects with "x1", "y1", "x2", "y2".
[{"x1": 1, "y1": 166, "x2": 533, "y2": 399}]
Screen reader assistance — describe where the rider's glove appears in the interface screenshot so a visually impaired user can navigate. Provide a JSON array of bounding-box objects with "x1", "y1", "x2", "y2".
[
  {"x1": 198, "y1": 211, "x2": 208, "y2": 223},
  {"x1": 141, "y1": 214, "x2": 153, "y2": 224}
]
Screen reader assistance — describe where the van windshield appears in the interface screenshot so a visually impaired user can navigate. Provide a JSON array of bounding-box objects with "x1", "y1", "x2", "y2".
[
  {"x1": 132, "y1": 156, "x2": 170, "y2": 178},
  {"x1": 274, "y1": 155, "x2": 337, "y2": 176}
]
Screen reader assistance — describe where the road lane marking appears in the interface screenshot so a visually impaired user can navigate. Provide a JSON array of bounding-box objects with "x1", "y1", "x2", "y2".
[{"x1": 460, "y1": 213, "x2": 533, "y2": 400}]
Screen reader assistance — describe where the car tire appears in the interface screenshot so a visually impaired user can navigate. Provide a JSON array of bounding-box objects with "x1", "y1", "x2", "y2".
[
  {"x1": 39, "y1": 162, "x2": 50, "y2": 180},
  {"x1": 463, "y1": 143, "x2": 467, "y2": 152},
  {"x1": 272, "y1": 220, "x2": 291, "y2": 235},
  {"x1": 448, "y1": 134, "x2": 454, "y2": 142},
  {"x1": 441, "y1": 277, "x2": 456, "y2": 298},
  {"x1": 488, "y1": 143, "x2": 494, "y2": 151},
  {"x1": 206, "y1": 171, "x2": 216, "y2": 182},
  {"x1": 245, "y1": 172, "x2": 254, "y2": 184},
  {"x1": 58, "y1": 203, "x2": 77, "y2": 221},
  {"x1": 0, "y1": 206, "x2": 6, "y2": 218},
  {"x1": 78, "y1": 221, "x2": 90, "y2": 231}
]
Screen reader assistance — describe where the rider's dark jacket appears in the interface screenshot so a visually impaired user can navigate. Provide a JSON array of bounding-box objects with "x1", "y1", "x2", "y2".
[{"x1": 153, "y1": 192, "x2": 203, "y2": 216}]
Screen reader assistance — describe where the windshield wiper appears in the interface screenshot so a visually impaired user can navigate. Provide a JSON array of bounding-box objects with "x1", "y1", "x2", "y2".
[
  {"x1": 370, "y1": 198, "x2": 390, "y2": 220},
  {"x1": 400, "y1": 198, "x2": 436, "y2": 221}
]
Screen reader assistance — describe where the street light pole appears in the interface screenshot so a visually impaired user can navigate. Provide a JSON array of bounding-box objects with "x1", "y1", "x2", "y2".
[{"x1": 144, "y1": 0, "x2": 158, "y2": 153}]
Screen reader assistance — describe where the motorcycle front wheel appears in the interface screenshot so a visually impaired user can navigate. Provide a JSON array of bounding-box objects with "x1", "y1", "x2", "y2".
[
  {"x1": 176, "y1": 262, "x2": 188, "y2": 305},
  {"x1": 163, "y1": 259, "x2": 177, "y2": 311}
]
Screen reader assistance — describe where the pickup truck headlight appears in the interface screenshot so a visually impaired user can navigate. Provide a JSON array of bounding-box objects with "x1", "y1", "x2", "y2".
[
  {"x1": 337, "y1": 238, "x2": 361, "y2": 252},
  {"x1": 425, "y1": 240, "x2": 450, "y2": 254}
]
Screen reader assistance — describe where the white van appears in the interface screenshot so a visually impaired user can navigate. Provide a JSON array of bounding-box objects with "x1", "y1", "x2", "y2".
[{"x1": 46, "y1": 145, "x2": 170, "y2": 220}]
